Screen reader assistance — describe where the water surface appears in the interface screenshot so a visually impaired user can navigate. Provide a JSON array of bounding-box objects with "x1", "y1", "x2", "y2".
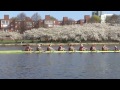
[{"x1": 0, "y1": 46, "x2": 120, "y2": 79}]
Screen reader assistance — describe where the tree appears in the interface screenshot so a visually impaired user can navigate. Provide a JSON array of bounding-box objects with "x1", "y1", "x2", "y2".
[
  {"x1": 50, "y1": 16, "x2": 57, "y2": 20},
  {"x1": 17, "y1": 12, "x2": 27, "y2": 21},
  {"x1": 31, "y1": 12, "x2": 41, "y2": 21},
  {"x1": 16, "y1": 12, "x2": 28, "y2": 33},
  {"x1": 88, "y1": 15, "x2": 101, "y2": 23},
  {"x1": 17, "y1": 21, "x2": 27, "y2": 34},
  {"x1": 106, "y1": 14, "x2": 120, "y2": 24},
  {"x1": 10, "y1": 17, "x2": 18, "y2": 20}
]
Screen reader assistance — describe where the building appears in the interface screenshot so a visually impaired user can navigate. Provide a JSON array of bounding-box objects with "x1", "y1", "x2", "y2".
[
  {"x1": 62, "y1": 17, "x2": 69, "y2": 25},
  {"x1": 0, "y1": 15, "x2": 10, "y2": 31},
  {"x1": 9, "y1": 17, "x2": 34, "y2": 32},
  {"x1": 33, "y1": 20, "x2": 44, "y2": 28},
  {"x1": 77, "y1": 19, "x2": 84, "y2": 25},
  {"x1": 84, "y1": 15, "x2": 90, "y2": 23},
  {"x1": 101, "y1": 14, "x2": 113, "y2": 23},
  {"x1": 0, "y1": 14, "x2": 94, "y2": 32},
  {"x1": 43, "y1": 15, "x2": 54, "y2": 28}
]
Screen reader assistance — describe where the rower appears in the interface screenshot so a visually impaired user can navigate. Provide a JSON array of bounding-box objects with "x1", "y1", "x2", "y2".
[
  {"x1": 114, "y1": 45, "x2": 119, "y2": 51},
  {"x1": 90, "y1": 44, "x2": 96, "y2": 51},
  {"x1": 68, "y1": 44, "x2": 75, "y2": 51},
  {"x1": 25, "y1": 44, "x2": 33, "y2": 51},
  {"x1": 36, "y1": 44, "x2": 43, "y2": 51},
  {"x1": 58, "y1": 45, "x2": 65, "y2": 51},
  {"x1": 47, "y1": 44, "x2": 54, "y2": 51},
  {"x1": 79, "y1": 43, "x2": 87, "y2": 51},
  {"x1": 102, "y1": 45, "x2": 109, "y2": 51}
]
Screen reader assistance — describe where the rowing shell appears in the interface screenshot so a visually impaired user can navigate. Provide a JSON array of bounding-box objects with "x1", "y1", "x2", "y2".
[{"x1": 0, "y1": 50, "x2": 120, "y2": 54}]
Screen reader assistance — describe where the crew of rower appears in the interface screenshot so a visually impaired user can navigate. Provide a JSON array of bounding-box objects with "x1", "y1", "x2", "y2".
[{"x1": 24, "y1": 44, "x2": 120, "y2": 51}]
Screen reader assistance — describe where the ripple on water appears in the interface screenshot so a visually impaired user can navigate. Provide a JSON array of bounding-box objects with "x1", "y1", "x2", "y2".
[{"x1": 0, "y1": 49, "x2": 120, "y2": 79}]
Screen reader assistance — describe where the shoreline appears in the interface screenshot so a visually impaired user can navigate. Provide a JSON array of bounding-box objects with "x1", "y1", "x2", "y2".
[{"x1": 0, "y1": 42, "x2": 120, "y2": 46}]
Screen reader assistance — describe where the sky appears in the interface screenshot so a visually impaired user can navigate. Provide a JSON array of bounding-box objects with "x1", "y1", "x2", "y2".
[{"x1": 0, "y1": 11, "x2": 120, "y2": 21}]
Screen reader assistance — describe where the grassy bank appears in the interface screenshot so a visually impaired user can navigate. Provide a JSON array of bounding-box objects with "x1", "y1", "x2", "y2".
[{"x1": 0, "y1": 40, "x2": 120, "y2": 46}]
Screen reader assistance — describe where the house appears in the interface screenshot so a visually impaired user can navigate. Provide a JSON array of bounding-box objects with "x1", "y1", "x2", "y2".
[
  {"x1": 24, "y1": 17, "x2": 33, "y2": 30},
  {"x1": 0, "y1": 15, "x2": 10, "y2": 31},
  {"x1": 13, "y1": 17, "x2": 34, "y2": 33},
  {"x1": 43, "y1": 15, "x2": 55, "y2": 28},
  {"x1": 84, "y1": 15, "x2": 90, "y2": 23},
  {"x1": 101, "y1": 14, "x2": 113, "y2": 23},
  {"x1": 77, "y1": 19, "x2": 84, "y2": 25},
  {"x1": 62, "y1": 17, "x2": 68, "y2": 25},
  {"x1": 58, "y1": 21, "x2": 63, "y2": 25}
]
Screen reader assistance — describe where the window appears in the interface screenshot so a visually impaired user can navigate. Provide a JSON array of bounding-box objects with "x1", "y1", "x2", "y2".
[
  {"x1": 2, "y1": 20, "x2": 5, "y2": 24},
  {"x1": 6, "y1": 21, "x2": 9, "y2": 25},
  {"x1": 26, "y1": 22, "x2": 32, "y2": 26}
]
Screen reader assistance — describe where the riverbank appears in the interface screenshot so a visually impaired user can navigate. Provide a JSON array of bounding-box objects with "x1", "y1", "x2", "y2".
[
  {"x1": 0, "y1": 42, "x2": 120, "y2": 46},
  {"x1": 1, "y1": 23, "x2": 120, "y2": 43}
]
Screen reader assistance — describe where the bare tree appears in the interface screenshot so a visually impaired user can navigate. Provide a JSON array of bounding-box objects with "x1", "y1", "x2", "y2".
[
  {"x1": 17, "y1": 12, "x2": 27, "y2": 21},
  {"x1": 106, "y1": 14, "x2": 120, "y2": 24},
  {"x1": 17, "y1": 21, "x2": 26, "y2": 34},
  {"x1": 10, "y1": 17, "x2": 18, "y2": 20},
  {"x1": 31, "y1": 12, "x2": 41, "y2": 21}
]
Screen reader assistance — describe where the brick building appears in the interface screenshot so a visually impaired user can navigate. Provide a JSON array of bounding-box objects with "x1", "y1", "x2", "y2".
[
  {"x1": 0, "y1": 15, "x2": 10, "y2": 31},
  {"x1": 0, "y1": 14, "x2": 92, "y2": 33},
  {"x1": 9, "y1": 17, "x2": 43, "y2": 32},
  {"x1": 84, "y1": 15, "x2": 90, "y2": 23},
  {"x1": 62, "y1": 17, "x2": 68, "y2": 25},
  {"x1": 77, "y1": 19, "x2": 84, "y2": 25},
  {"x1": 43, "y1": 15, "x2": 59, "y2": 28}
]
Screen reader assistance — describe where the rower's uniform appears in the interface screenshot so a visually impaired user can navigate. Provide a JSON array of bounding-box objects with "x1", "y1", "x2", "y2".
[
  {"x1": 25, "y1": 45, "x2": 32, "y2": 51},
  {"x1": 114, "y1": 46, "x2": 119, "y2": 51},
  {"x1": 79, "y1": 46, "x2": 84, "y2": 51},
  {"x1": 90, "y1": 45, "x2": 96, "y2": 51},
  {"x1": 102, "y1": 45, "x2": 108, "y2": 51},
  {"x1": 79, "y1": 44, "x2": 87, "y2": 51},
  {"x1": 58, "y1": 45, "x2": 65, "y2": 51},
  {"x1": 36, "y1": 45, "x2": 42, "y2": 51},
  {"x1": 47, "y1": 45, "x2": 54, "y2": 51},
  {"x1": 68, "y1": 45, "x2": 75, "y2": 51},
  {"x1": 102, "y1": 45, "x2": 107, "y2": 51}
]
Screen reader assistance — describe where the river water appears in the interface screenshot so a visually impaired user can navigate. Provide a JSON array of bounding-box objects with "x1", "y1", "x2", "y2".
[{"x1": 0, "y1": 45, "x2": 120, "y2": 79}]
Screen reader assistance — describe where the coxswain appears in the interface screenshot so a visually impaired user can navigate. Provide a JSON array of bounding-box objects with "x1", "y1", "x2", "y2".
[
  {"x1": 68, "y1": 44, "x2": 75, "y2": 51},
  {"x1": 36, "y1": 44, "x2": 43, "y2": 51},
  {"x1": 47, "y1": 44, "x2": 54, "y2": 51},
  {"x1": 58, "y1": 45, "x2": 65, "y2": 51},
  {"x1": 114, "y1": 45, "x2": 119, "y2": 51},
  {"x1": 90, "y1": 44, "x2": 96, "y2": 51},
  {"x1": 79, "y1": 43, "x2": 87, "y2": 51},
  {"x1": 25, "y1": 44, "x2": 33, "y2": 51},
  {"x1": 102, "y1": 45, "x2": 109, "y2": 51}
]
